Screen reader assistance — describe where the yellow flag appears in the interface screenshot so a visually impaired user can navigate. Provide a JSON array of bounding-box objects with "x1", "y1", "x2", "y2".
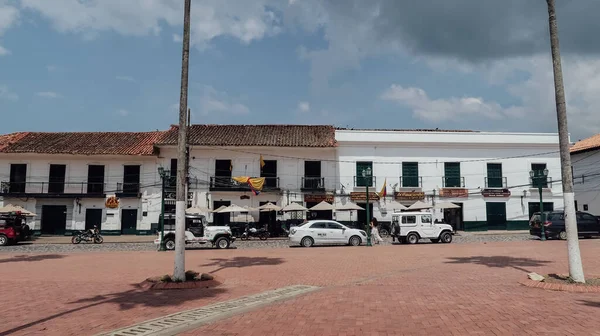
[
  {"x1": 378, "y1": 178, "x2": 387, "y2": 199},
  {"x1": 260, "y1": 155, "x2": 265, "y2": 169}
]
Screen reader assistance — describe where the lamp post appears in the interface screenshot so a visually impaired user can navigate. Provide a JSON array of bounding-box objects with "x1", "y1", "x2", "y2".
[
  {"x1": 530, "y1": 168, "x2": 549, "y2": 241},
  {"x1": 362, "y1": 167, "x2": 373, "y2": 247},
  {"x1": 158, "y1": 167, "x2": 167, "y2": 251}
]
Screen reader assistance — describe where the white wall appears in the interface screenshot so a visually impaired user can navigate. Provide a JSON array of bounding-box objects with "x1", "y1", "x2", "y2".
[{"x1": 573, "y1": 149, "x2": 600, "y2": 215}]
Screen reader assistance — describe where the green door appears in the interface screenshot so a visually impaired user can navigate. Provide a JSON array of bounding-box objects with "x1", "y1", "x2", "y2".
[
  {"x1": 444, "y1": 162, "x2": 461, "y2": 187},
  {"x1": 402, "y1": 162, "x2": 419, "y2": 187},
  {"x1": 486, "y1": 163, "x2": 503, "y2": 188},
  {"x1": 486, "y1": 202, "x2": 507, "y2": 230}
]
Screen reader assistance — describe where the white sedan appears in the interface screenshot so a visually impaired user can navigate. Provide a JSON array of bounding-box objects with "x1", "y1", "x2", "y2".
[{"x1": 289, "y1": 220, "x2": 367, "y2": 247}]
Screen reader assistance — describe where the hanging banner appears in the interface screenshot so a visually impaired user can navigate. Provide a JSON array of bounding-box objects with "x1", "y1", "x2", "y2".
[
  {"x1": 304, "y1": 194, "x2": 334, "y2": 203},
  {"x1": 439, "y1": 188, "x2": 469, "y2": 198},
  {"x1": 350, "y1": 192, "x2": 381, "y2": 201},
  {"x1": 232, "y1": 176, "x2": 265, "y2": 195},
  {"x1": 481, "y1": 189, "x2": 511, "y2": 197},
  {"x1": 395, "y1": 191, "x2": 425, "y2": 201}
]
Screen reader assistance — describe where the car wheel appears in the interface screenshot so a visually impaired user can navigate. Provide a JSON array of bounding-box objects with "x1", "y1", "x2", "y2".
[
  {"x1": 165, "y1": 238, "x2": 176, "y2": 250},
  {"x1": 379, "y1": 229, "x2": 389, "y2": 237},
  {"x1": 440, "y1": 232, "x2": 453, "y2": 243},
  {"x1": 71, "y1": 236, "x2": 82, "y2": 244},
  {"x1": 215, "y1": 237, "x2": 230, "y2": 249},
  {"x1": 559, "y1": 231, "x2": 567, "y2": 240},
  {"x1": 349, "y1": 235, "x2": 362, "y2": 246},
  {"x1": 0, "y1": 234, "x2": 7, "y2": 246},
  {"x1": 301, "y1": 236, "x2": 314, "y2": 247},
  {"x1": 406, "y1": 233, "x2": 419, "y2": 245},
  {"x1": 430, "y1": 239, "x2": 440, "y2": 243}
]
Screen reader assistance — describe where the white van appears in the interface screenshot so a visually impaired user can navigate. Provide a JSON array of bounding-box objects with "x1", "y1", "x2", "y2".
[{"x1": 391, "y1": 211, "x2": 454, "y2": 244}]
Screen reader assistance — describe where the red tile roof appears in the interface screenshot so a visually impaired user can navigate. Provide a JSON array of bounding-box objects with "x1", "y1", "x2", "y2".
[
  {"x1": 158, "y1": 124, "x2": 337, "y2": 147},
  {"x1": 0, "y1": 131, "x2": 167, "y2": 156},
  {"x1": 336, "y1": 128, "x2": 476, "y2": 132},
  {"x1": 571, "y1": 134, "x2": 600, "y2": 154}
]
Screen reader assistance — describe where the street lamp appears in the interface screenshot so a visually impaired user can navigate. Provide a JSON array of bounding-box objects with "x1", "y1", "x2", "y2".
[
  {"x1": 158, "y1": 167, "x2": 167, "y2": 251},
  {"x1": 530, "y1": 168, "x2": 549, "y2": 241},
  {"x1": 362, "y1": 167, "x2": 373, "y2": 247}
]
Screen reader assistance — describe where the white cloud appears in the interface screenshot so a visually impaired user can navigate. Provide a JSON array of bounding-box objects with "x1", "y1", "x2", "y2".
[
  {"x1": 117, "y1": 109, "x2": 130, "y2": 117},
  {"x1": 199, "y1": 85, "x2": 250, "y2": 115},
  {"x1": 381, "y1": 85, "x2": 509, "y2": 122},
  {"x1": 36, "y1": 91, "x2": 61, "y2": 99},
  {"x1": 46, "y1": 65, "x2": 57, "y2": 72},
  {"x1": 116, "y1": 75, "x2": 135, "y2": 82},
  {"x1": 297, "y1": 101, "x2": 310, "y2": 113},
  {"x1": 172, "y1": 33, "x2": 182, "y2": 42},
  {"x1": 0, "y1": 45, "x2": 9, "y2": 56},
  {"x1": 0, "y1": 85, "x2": 18, "y2": 101},
  {"x1": 0, "y1": 0, "x2": 19, "y2": 55}
]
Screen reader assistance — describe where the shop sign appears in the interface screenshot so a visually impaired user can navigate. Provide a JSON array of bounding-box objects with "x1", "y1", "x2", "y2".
[
  {"x1": 395, "y1": 191, "x2": 425, "y2": 201},
  {"x1": 304, "y1": 194, "x2": 334, "y2": 203},
  {"x1": 439, "y1": 188, "x2": 468, "y2": 198},
  {"x1": 481, "y1": 189, "x2": 511, "y2": 197},
  {"x1": 350, "y1": 192, "x2": 380, "y2": 201},
  {"x1": 105, "y1": 196, "x2": 120, "y2": 209}
]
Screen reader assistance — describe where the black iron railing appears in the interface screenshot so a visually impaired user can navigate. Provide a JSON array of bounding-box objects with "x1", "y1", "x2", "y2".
[
  {"x1": 301, "y1": 177, "x2": 325, "y2": 190},
  {"x1": 354, "y1": 176, "x2": 376, "y2": 187},
  {"x1": 0, "y1": 181, "x2": 106, "y2": 195},
  {"x1": 442, "y1": 176, "x2": 465, "y2": 188},
  {"x1": 485, "y1": 176, "x2": 507, "y2": 189},
  {"x1": 400, "y1": 176, "x2": 422, "y2": 188}
]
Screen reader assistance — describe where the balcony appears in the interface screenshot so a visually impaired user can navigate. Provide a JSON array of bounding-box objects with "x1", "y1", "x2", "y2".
[
  {"x1": 301, "y1": 177, "x2": 325, "y2": 191},
  {"x1": 116, "y1": 182, "x2": 141, "y2": 197},
  {"x1": 485, "y1": 177, "x2": 508, "y2": 189},
  {"x1": 530, "y1": 176, "x2": 553, "y2": 189},
  {"x1": 442, "y1": 176, "x2": 465, "y2": 188},
  {"x1": 354, "y1": 176, "x2": 376, "y2": 188},
  {"x1": 0, "y1": 181, "x2": 106, "y2": 197},
  {"x1": 209, "y1": 176, "x2": 280, "y2": 192},
  {"x1": 400, "y1": 176, "x2": 422, "y2": 188}
]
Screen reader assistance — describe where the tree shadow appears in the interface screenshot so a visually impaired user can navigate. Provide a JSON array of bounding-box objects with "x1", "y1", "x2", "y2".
[
  {"x1": 445, "y1": 256, "x2": 551, "y2": 273},
  {"x1": 579, "y1": 300, "x2": 600, "y2": 308},
  {"x1": 200, "y1": 256, "x2": 285, "y2": 274},
  {"x1": 0, "y1": 283, "x2": 228, "y2": 335},
  {"x1": 0, "y1": 254, "x2": 65, "y2": 264}
]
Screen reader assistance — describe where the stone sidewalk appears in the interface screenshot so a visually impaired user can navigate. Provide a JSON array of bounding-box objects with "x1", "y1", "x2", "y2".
[{"x1": 2, "y1": 239, "x2": 600, "y2": 335}]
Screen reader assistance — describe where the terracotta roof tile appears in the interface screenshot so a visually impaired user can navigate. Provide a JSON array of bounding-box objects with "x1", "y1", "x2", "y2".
[
  {"x1": 0, "y1": 131, "x2": 167, "y2": 156},
  {"x1": 571, "y1": 134, "x2": 600, "y2": 154},
  {"x1": 336, "y1": 127, "x2": 476, "y2": 132},
  {"x1": 158, "y1": 124, "x2": 337, "y2": 147}
]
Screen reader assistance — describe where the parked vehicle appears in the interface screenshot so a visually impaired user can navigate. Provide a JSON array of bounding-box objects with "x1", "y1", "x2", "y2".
[
  {"x1": 71, "y1": 226, "x2": 103, "y2": 244},
  {"x1": 391, "y1": 212, "x2": 454, "y2": 244},
  {"x1": 155, "y1": 214, "x2": 235, "y2": 250},
  {"x1": 529, "y1": 211, "x2": 600, "y2": 240},
  {"x1": 288, "y1": 220, "x2": 367, "y2": 247},
  {"x1": 240, "y1": 223, "x2": 269, "y2": 240},
  {"x1": 0, "y1": 212, "x2": 32, "y2": 246}
]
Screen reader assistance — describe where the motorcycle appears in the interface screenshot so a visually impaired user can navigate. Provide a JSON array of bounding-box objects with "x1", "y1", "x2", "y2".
[
  {"x1": 240, "y1": 224, "x2": 269, "y2": 240},
  {"x1": 71, "y1": 227, "x2": 103, "y2": 244}
]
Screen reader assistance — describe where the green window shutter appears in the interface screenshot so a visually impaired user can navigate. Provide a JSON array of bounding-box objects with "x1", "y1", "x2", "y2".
[
  {"x1": 444, "y1": 162, "x2": 461, "y2": 187},
  {"x1": 356, "y1": 161, "x2": 373, "y2": 187},
  {"x1": 402, "y1": 162, "x2": 419, "y2": 187},
  {"x1": 486, "y1": 163, "x2": 503, "y2": 188},
  {"x1": 531, "y1": 163, "x2": 548, "y2": 188}
]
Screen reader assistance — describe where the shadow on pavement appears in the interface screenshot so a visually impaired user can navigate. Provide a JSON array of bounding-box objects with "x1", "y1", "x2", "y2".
[
  {"x1": 201, "y1": 256, "x2": 285, "y2": 274},
  {"x1": 0, "y1": 284, "x2": 228, "y2": 335},
  {"x1": 579, "y1": 300, "x2": 600, "y2": 308},
  {"x1": 445, "y1": 256, "x2": 551, "y2": 273},
  {"x1": 0, "y1": 254, "x2": 65, "y2": 264}
]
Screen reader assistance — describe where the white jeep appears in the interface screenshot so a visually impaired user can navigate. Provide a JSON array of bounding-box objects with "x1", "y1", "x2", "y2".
[
  {"x1": 154, "y1": 214, "x2": 235, "y2": 250},
  {"x1": 392, "y1": 211, "x2": 454, "y2": 244}
]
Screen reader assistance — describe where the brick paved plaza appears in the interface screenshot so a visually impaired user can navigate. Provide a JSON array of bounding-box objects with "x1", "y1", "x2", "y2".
[{"x1": 3, "y1": 239, "x2": 600, "y2": 335}]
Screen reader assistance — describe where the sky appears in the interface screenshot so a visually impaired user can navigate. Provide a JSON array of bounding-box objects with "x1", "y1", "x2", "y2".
[{"x1": 0, "y1": 0, "x2": 600, "y2": 141}]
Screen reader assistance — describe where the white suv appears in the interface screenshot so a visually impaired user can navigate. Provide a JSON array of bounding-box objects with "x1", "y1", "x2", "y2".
[
  {"x1": 289, "y1": 220, "x2": 367, "y2": 247},
  {"x1": 392, "y1": 212, "x2": 453, "y2": 244}
]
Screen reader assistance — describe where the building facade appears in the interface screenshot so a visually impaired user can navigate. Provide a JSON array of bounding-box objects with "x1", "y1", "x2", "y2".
[
  {"x1": 0, "y1": 125, "x2": 565, "y2": 234},
  {"x1": 571, "y1": 134, "x2": 600, "y2": 216}
]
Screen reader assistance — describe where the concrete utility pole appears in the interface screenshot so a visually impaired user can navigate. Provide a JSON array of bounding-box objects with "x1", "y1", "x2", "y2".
[
  {"x1": 546, "y1": 0, "x2": 585, "y2": 283},
  {"x1": 174, "y1": 0, "x2": 191, "y2": 282}
]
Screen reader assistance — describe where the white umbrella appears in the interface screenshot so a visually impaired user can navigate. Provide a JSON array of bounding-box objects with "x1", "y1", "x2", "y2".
[
  {"x1": 258, "y1": 202, "x2": 282, "y2": 212},
  {"x1": 384, "y1": 200, "x2": 408, "y2": 211},
  {"x1": 0, "y1": 204, "x2": 36, "y2": 216},
  {"x1": 310, "y1": 201, "x2": 335, "y2": 211},
  {"x1": 408, "y1": 200, "x2": 432, "y2": 210},
  {"x1": 186, "y1": 206, "x2": 210, "y2": 214},
  {"x1": 243, "y1": 205, "x2": 258, "y2": 212},
  {"x1": 282, "y1": 203, "x2": 308, "y2": 212},
  {"x1": 434, "y1": 202, "x2": 461, "y2": 209},
  {"x1": 211, "y1": 205, "x2": 228, "y2": 213},
  {"x1": 218, "y1": 204, "x2": 249, "y2": 213},
  {"x1": 336, "y1": 202, "x2": 364, "y2": 211}
]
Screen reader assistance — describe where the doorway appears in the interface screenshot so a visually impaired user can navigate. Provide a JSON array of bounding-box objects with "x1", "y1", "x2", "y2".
[
  {"x1": 9, "y1": 164, "x2": 27, "y2": 193},
  {"x1": 259, "y1": 201, "x2": 278, "y2": 235},
  {"x1": 443, "y1": 202, "x2": 464, "y2": 231},
  {"x1": 304, "y1": 161, "x2": 322, "y2": 189},
  {"x1": 85, "y1": 209, "x2": 103, "y2": 231},
  {"x1": 357, "y1": 202, "x2": 374, "y2": 231},
  {"x1": 306, "y1": 202, "x2": 333, "y2": 221},
  {"x1": 528, "y1": 202, "x2": 554, "y2": 220},
  {"x1": 486, "y1": 202, "x2": 507, "y2": 230},
  {"x1": 48, "y1": 164, "x2": 66, "y2": 194},
  {"x1": 121, "y1": 209, "x2": 138, "y2": 234},
  {"x1": 87, "y1": 165, "x2": 105, "y2": 194},
  {"x1": 41, "y1": 205, "x2": 67, "y2": 235},
  {"x1": 213, "y1": 200, "x2": 231, "y2": 225}
]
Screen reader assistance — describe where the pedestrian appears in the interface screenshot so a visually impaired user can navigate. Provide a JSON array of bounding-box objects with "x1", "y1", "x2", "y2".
[
  {"x1": 370, "y1": 218, "x2": 384, "y2": 244},
  {"x1": 391, "y1": 217, "x2": 400, "y2": 243}
]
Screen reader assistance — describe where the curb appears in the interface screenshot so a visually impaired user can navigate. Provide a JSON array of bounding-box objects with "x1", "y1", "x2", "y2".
[{"x1": 519, "y1": 279, "x2": 600, "y2": 293}]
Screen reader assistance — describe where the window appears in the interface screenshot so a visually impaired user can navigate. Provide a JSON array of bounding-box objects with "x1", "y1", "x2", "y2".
[
  {"x1": 356, "y1": 161, "x2": 373, "y2": 187},
  {"x1": 310, "y1": 222, "x2": 327, "y2": 229},
  {"x1": 584, "y1": 204, "x2": 589, "y2": 211},
  {"x1": 582, "y1": 213, "x2": 596, "y2": 221},
  {"x1": 421, "y1": 215, "x2": 432, "y2": 223},
  {"x1": 531, "y1": 163, "x2": 548, "y2": 188},
  {"x1": 444, "y1": 162, "x2": 461, "y2": 188},
  {"x1": 87, "y1": 165, "x2": 105, "y2": 194},
  {"x1": 327, "y1": 222, "x2": 344, "y2": 230},
  {"x1": 575, "y1": 200, "x2": 578, "y2": 211},
  {"x1": 9, "y1": 164, "x2": 27, "y2": 193},
  {"x1": 48, "y1": 164, "x2": 66, "y2": 193},
  {"x1": 261, "y1": 160, "x2": 278, "y2": 188},
  {"x1": 123, "y1": 165, "x2": 141, "y2": 194},
  {"x1": 402, "y1": 216, "x2": 417, "y2": 224},
  {"x1": 486, "y1": 163, "x2": 503, "y2": 188},
  {"x1": 402, "y1": 162, "x2": 419, "y2": 187}
]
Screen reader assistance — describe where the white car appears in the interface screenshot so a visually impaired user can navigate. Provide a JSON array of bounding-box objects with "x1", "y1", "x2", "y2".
[
  {"x1": 392, "y1": 211, "x2": 454, "y2": 244},
  {"x1": 289, "y1": 220, "x2": 367, "y2": 247}
]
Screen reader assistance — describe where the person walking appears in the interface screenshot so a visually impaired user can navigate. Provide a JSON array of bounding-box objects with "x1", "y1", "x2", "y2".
[{"x1": 370, "y1": 218, "x2": 384, "y2": 244}]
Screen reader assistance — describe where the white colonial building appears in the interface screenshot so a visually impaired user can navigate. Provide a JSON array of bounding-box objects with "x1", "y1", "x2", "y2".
[
  {"x1": 571, "y1": 134, "x2": 600, "y2": 216},
  {"x1": 0, "y1": 125, "x2": 565, "y2": 235}
]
